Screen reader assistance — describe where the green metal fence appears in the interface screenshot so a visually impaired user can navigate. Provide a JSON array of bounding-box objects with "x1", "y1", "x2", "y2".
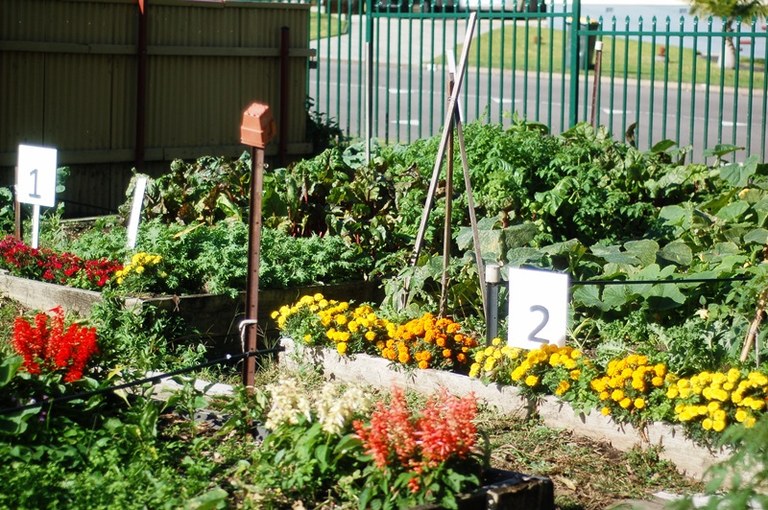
[{"x1": 310, "y1": 0, "x2": 767, "y2": 162}]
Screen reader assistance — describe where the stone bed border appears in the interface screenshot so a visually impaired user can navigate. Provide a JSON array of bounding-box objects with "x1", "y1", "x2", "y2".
[{"x1": 279, "y1": 337, "x2": 730, "y2": 481}]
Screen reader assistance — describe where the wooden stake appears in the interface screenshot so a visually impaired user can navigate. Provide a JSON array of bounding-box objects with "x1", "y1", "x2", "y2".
[{"x1": 740, "y1": 287, "x2": 768, "y2": 363}]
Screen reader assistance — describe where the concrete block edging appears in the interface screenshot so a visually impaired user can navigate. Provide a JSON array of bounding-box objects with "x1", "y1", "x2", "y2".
[{"x1": 279, "y1": 337, "x2": 730, "y2": 481}]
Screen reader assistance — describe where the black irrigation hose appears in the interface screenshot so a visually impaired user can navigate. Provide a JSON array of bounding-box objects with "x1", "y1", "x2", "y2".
[
  {"x1": 0, "y1": 346, "x2": 285, "y2": 416},
  {"x1": 571, "y1": 275, "x2": 751, "y2": 286}
]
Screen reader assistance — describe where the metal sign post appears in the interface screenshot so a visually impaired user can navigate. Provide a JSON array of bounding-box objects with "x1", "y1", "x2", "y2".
[{"x1": 239, "y1": 102, "x2": 276, "y2": 389}]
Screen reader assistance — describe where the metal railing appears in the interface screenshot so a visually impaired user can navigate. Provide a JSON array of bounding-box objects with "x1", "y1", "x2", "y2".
[{"x1": 310, "y1": 0, "x2": 768, "y2": 162}]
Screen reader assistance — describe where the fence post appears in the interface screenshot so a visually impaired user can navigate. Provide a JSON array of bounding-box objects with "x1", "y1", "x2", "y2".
[{"x1": 568, "y1": 0, "x2": 581, "y2": 127}]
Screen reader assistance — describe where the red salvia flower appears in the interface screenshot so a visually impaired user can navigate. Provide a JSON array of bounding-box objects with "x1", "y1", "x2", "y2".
[
  {"x1": 11, "y1": 307, "x2": 98, "y2": 383},
  {"x1": 0, "y1": 235, "x2": 122, "y2": 290}
]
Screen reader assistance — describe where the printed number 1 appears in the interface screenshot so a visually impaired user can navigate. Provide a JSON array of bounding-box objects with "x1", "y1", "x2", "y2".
[
  {"x1": 528, "y1": 305, "x2": 549, "y2": 343},
  {"x1": 29, "y1": 169, "x2": 41, "y2": 199}
]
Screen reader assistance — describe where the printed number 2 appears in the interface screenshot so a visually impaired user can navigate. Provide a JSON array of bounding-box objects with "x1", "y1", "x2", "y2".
[
  {"x1": 528, "y1": 305, "x2": 549, "y2": 343},
  {"x1": 28, "y1": 169, "x2": 41, "y2": 199}
]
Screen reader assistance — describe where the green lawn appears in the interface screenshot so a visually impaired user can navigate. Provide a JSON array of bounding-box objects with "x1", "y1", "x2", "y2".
[
  {"x1": 464, "y1": 24, "x2": 765, "y2": 90},
  {"x1": 311, "y1": 13, "x2": 350, "y2": 39}
]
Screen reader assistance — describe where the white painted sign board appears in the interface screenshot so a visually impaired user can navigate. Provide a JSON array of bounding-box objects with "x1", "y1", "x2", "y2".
[
  {"x1": 507, "y1": 267, "x2": 569, "y2": 349},
  {"x1": 16, "y1": 144, "x2": 57, "y2": 208},
  {"x1": 126, "y1": 175, "x2": 147, "y2": 249}
]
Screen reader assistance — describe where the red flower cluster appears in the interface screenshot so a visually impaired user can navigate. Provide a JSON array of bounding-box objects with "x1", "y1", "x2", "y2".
[
  {"x1": 353, "y1": 387, "x2": 478, "y2": 493},
  {"x1": 12, "y1": 307, "x2": 99, "y2": 383},
  {"x1": 0, "y1": 235, "x2": 121, "y2": 290}
]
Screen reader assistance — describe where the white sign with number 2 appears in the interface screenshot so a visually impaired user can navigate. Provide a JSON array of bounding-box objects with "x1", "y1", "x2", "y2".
[{"x1": 507, "y1": 267, "x2": 569, "y2": 350}]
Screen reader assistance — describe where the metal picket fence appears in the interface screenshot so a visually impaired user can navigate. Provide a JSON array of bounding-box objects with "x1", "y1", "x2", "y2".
[{"x1": 309, "y1": 0, "x2": 768, "y2": 162}]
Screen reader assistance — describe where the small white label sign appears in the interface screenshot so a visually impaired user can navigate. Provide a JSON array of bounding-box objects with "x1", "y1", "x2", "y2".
[
  {"x1": 508, "y1": 267, "x2": 569, "y2": 349},
  {"x1": 17, "y1": 144, "x2": 57, "y2": 208}
]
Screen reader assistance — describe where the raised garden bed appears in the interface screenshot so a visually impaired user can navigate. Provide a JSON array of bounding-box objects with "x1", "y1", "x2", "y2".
[
  {"x1": 0, "y1": 271, "x2": 382, "y2": 345},
  {"x1": 279, "y1": 336, "x2": 731, "y2": 481}
]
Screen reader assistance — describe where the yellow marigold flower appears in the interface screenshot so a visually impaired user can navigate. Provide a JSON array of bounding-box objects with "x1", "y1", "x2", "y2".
[
  {"x1": 525, "y1": 375, "x2": 539, "y2": 387},
  {"x1": 303, "y1": 334, "x2": 312, "y2": 343},
  {"x1": 634, "y1": 398, "x2": 646, "y2": 409},
  {"x1": 599, "y1": 391, "x2": 610, "y2": 401},
  {"x1": 727, "y1": 368, "x2": 741, "y2": 383},
  {"x1": 398, "y1": 352, "x2": 410, "y2": 364},
  {"x1": 555, "y1": 380, "x2": 571, "y2": 396},
  {"x1": 442, "y1": 348, "x2": 452, "y2": 358},
  {"x1": 337, "y1": 342, "x2": 348, "y2": 355},
  {"x1": 702, "y1": 418, "x2": 713, "y2": 431},
  {"x1": 651, "y1": 376, "x2": 664, "y2": 387},
  {"x1": 735, "y1": 409, "x2": 749, "y2": 423},
  {"x1": 601, "y1": 406, "x2": 611, "y2": 416},
  {"x1": 549, "y1": 353, "x2": 561, "y2": 366},
  {"x1": 469, "y1": 364, "x2": 480, "y2": 378},
  {"x1": 418, "y1": 360, "x2": 429, "y2": 370},
  {"x1": 591, "y1": 379, "x2": 607, "y2": 392},
  {"x1": 492, "y1": 337, "x2": 502, "y2": 347},
  {"x1": 745, "y1": 416, "x2": 757, "y2": 428},
  {"x1": 270, "y1": 310, "x2": 279, "y2": 320},
  {"x1": 365, "y1": 331, "x2": 377, "y2": 341},
  {"x1": 620, "y1": 398, "x2": 632, "y2": 409},
  {"x1": 611, "y1": 389, "x2": 624, "y2": 402},
  {"x1": 712, "y1": 420, "x2": 726, "y2": 432},
  {"x1": 666, "y1": 386, "x2": 679, "y2": 399},
  {"x1": 570, "y1": 369, "x2": 581, "y2": 381}
]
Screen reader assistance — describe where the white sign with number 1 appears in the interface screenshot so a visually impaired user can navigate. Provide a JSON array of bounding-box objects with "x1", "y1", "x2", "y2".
[
  {"x1": 17, "y1": 144, "x2": 58, "y2": 249},
  {"x1": 507, "y1": 267, "x2": 569, "y2": 350}
]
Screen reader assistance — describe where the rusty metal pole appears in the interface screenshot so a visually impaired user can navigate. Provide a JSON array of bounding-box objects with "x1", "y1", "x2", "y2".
[
  {"x1": 240, "y1": 102, "x2": 275, "y2": 389},
  {"x1": 279, "y1": 26, "x2": 289, "y2": 167},
  {"x1": 243, "y1": 146, "x2": 265, "y2": 389},
  {"x1": 135, "y1": 0, "x2": 148, "y2": 169}
]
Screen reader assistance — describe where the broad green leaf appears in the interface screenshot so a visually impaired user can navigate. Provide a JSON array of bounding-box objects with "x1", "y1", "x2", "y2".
[
  {"x1": 572, "y1": 284, "x2": 609, "y2": 311},
  {"x1": 503, "y1": 223, "x2": 539, "y2": 248},
  {"x1": 658, "y1": 240, "x2": 693, "y2": 266},
  {"x1": 744, "y1": 228, "x2": 768, "y2": 245},
  {"x1": 658, "y1": 204, "x2": 689, "y2": 224},
  {"x1": 506, "y1": 247, "x2": 544, "y2": 267},
  {"x1": 647, "y1": 284, "x2": 688, "y2": 310},
  {"x1": 0, "y1": 355, "x2": 22, "y2": 387},
  {"x1": 623, "y1": 239, "x2": 659, "y2": 267},
  {"x1": 589, "y1": 244, "x2": 622, "y2": 258},
  {"x1": 602, "y1": 285, "x2": 634, "y2": 310},
  {"x1": 650, "y1": 139, "x2": 678, "y2": 152},
  {"x1": 715, "y1": 201, "x2": 749, "y2": 222},
  {"x1": 703, "y1": 143, "x2": 742, "y2": 159},
  {"x1": 183, "y1": 487, "x2": 228, "y2": 510},
  {"x1": 719, "y1": 160, "x2": 756, "y2": 188}
]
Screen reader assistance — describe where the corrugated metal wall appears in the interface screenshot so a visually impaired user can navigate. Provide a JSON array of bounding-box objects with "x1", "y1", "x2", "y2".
[{"x1": 1, "y1": 0, "x2": 312, "y2": 215}]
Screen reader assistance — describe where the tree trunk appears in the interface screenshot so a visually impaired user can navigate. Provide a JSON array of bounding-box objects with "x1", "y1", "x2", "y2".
[
  {"x1": 719, "y1": 20, "x2": 738, "y2": 70},
  {"x1": 718, "y1": 35, "x2": 738, "y2": 70}
]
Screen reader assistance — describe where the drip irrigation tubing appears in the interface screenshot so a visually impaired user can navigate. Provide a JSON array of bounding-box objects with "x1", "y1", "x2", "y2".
[
  {"x1": 0, "y1": 346, "x2": 284, "y2": 416},
  {"x1": 571, "y1": 275, "x2": 750, "y2": 286}
]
